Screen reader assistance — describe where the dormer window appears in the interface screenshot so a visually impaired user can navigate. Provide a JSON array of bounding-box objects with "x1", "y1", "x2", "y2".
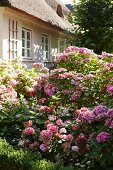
[{"x1": 56, "y1": 4, "x2": 63, "y2": 18}]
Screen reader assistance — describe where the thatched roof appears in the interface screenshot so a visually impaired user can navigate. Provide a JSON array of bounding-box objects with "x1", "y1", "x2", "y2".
[{"x1": 0, "y1": 0, "x2": 72, "y2": 31}]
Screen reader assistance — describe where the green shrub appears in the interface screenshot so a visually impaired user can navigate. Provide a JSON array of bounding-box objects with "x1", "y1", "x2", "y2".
[
  {"x1": 0, "y1": 138, "x2": 40, "y2": 170},
  {"x1": 0, "y1": 139, "x2": 74, "y2": 170},
  {"x1": 32, "y1": 160, "x2": 74, "y2": 170}
]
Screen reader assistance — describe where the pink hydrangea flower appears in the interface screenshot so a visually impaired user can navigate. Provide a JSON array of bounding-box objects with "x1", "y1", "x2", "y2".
[
  {"x1": 70, "y1": 95, "x2": 78, "y2": 101},
  {"x1": 108, "y1": 120, "x2": 113, "y2": 129},
  {"x1": 93, "y1": 105, "x2": 107, "y2": 116},
  {"x1": 59, "y1": 128, "x2": 67, "y2": 134},
  {"x1": 56, "y1": 53, "x2": 69, "y2": 62},
  {"x1": 96, "y1": 132, "x2": 111, "y2": 143},
  {"x1": 38, "y1": 98, "x2": 46, "y2": 104},
  {"x1": 76, "y1": 133, "x2": 87, "y2": 144},
  {"x1": 65, "y1": 46, "x2": 79, "y2": 53},
  {"x1": 102, "y1": 52, "x2": 113, "y2": 58},
  {"x1": 56, "y1": 119, "x2": 63, "y2": 126},
  {"x1": 107, "y1": 63, "x2": 113, "y2": 68},
  {"x1": 52, "y1": 68, "x2": 67, "y2": 73},
  {"x1": 105, "y1": 118, "x2": 113, "y2": 129},
  {"x1": 107, "y1": 85, "x2": 113, "y2": 96},
  {"x1": 77, "y1": 107, "x2": 95, "y2": 123},
  {"x1": 63, "y1": 89, "x2": 73, "y2": 94},
  {"x1": 23, "y1": 127, "x2": 35, "y2": 135},
  {"x1": 39, "y1": 106, "x2": 53, "y2": 113},
  {"x1": 63, "y1": 134, "x2": 73, "y2": 142},
  {"x1": 85, "y1": 74, "x2": 96, "y2": 79},
  {"x1": 33, "y1": 63, "x2": 44, "y2": 68},
  {"x1": 44, "y1": 84, "x2": 55, "y2": 96},
  {"x1": 48, "y1": 115, "x2": 57, "y2": 121},
  {"x1": 105, "y1": 118, "x2": 112, "y2": 127},
  {"x1": 83, "y1": 58, "x2": 90, "y2": 63},
  {"x1": 47, "y1": 124, "x2": 58, "y2": 133},
  {"x1": 9, "y1": 80, "x2": 18, "y2": 86},
  {"x1": 107, "y1": 108, "x2": 113, "y2": 117},
  {"x1": 40, "y1": 130, "x2": 53, "y2": 141}
]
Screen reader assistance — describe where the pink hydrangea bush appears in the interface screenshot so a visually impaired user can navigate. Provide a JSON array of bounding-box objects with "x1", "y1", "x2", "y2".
[
  {"x1": 0, "y1": 84, "x2": 19, "y2": 108},
  {"x1": 0, "y1": 59, "x2": 49, "y2": 109},
  {"x1": 29, "y1": 46, "x2": 113, "y2": 109},
  {"x1": 19, "y1": 103, "x2": 113, "y2": 167},
  {"x1": 2, "y1": 46, "x2": 113, "y2": 168}
]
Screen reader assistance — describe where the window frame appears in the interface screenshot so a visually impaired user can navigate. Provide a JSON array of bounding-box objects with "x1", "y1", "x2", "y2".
[
  {"x1": 41, "y1": 34, "x2": 50, "y2": 61},
  {"x1": 58, "y1": 38, "x2": 67, "y2": 53},
  {"x1": 22, "y1": 27, "x2": 32, "y2": 60},
  {"x1": 9, "y1": 19, "x2": 18, "y2": 59}
]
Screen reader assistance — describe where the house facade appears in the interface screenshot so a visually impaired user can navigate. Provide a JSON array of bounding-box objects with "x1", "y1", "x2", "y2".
[{"x1": 0, "y1": 0, "x2": 72, "y2": 68}]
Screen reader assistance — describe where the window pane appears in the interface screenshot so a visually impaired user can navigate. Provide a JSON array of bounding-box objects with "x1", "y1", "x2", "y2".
[
  {"x1": 42, "y1": 44, "x2": 44, "y2": 50},
  {"x1": 22, "y1": 49, "x2": 25, "y2": 56},
  {"x1": 43, "y1": 51, "x2": 46, "y2": 60},
  {"x1": 12, "y1": 42, "x2": 14, "y2": 49},
  {"x1": 60, "y1": 47, "x2": 64, "y2": 53},
  {"x1": 27, "y1": 32, "x2": 30, "y2": 40},
  {"x1": 42, "y1": 37, "x2": 44, "y2": 43},
  {"x1": 22, "y1": 29, "x2": 32, "y2": 58},
  {"x1": 27, "y1": 49, "x2": 31, "y2": 58},
  {"x1": 45, "y1": 37, "x2": 48, "y2": 44},
  {"x1": 46, "y1": 51, "x2": 48, "y2": 59},
  {"x1": 27, "y1": 41, "x2": 30, "y2": 48},
  {"x1": 60, "y1": 41, "x2": 62, "y2": 46},
  {"x1": 42, "y1": 35, "x2": 50, "y2": 60},
  {"x1": 12, "y1": 20, "x2": 14, "y2": 29},
  {"x1": 46, "y1": 45, "x2": 48, "y2": 51},
  {"x1": 22, "y1": 30, "x2": 25, "y2": 39},
  {"x1": 22, "y1": 39, "x2": 25, "y2": 47},
  {"x1": 12, "y1": 31, "x2": 14, "y2": 39}
]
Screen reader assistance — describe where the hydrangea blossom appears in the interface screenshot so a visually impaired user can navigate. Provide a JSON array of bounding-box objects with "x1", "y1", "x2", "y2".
[
  {"x1": 96, "y1": 132, "x2": 111, "y2": 143},
  {"x1": 93, "y1": 105, "x2": 107, "y2": 116},
  {"x1": 107, "y1": 85, "x2": 113, "y2": 96},
  {"x1": 40, "y1": 130, "x2": 53, "y2": 142},
  {"x1": 23, "y1": 127, "x2": 35, "y2": 135}
]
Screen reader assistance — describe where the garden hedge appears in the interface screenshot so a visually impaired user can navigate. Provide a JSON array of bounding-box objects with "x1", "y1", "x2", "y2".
[{"x1": 0, "y1": 138, "x2": 74, "y2": 170}]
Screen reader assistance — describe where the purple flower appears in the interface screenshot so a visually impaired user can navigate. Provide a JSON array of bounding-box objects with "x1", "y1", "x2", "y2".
[
  {"x1": 93, "y1": 105, "x2": 107, "y2": 116},
  {"x1": 78, "y1": 107, "x2": 95, "y2": 123},
  {"x1": 108, "y1": 120, "x2": 113, "y2": 129},
  {"x1": 56, "y1": 53, "x2": 69, "y2": 61},
  {"x1": 107, "y1": 63, "x2": 113, "y2": 68},
  {"x1": 83, "y1": 58, "x2": 90, "y2": 63},
  {"x1": 79, "y1": 47, "x2": 94, "y2": 55},
  {"x1": 107, "y1": 108, "x2": 113, "y2": 118},
  {"x1": 44, "y1": 84, "x2": 55, "y2": 96},
  {"x1": 102, "y1": 52, "x2": 113, "y2": 58},
  {"x1": 96, "y1": 132, "x2": 111, "y2": 143},
  {"x1": 65, "y1": 46, "x2": 79, "y2": 53},
  {"x1": 39, "y1": 143, "x2": 48, "y2": 152},
  {"x1": 107, "y1": 85, "x2": 113, "y2": 96},
  {"x1": 105, "y1": 118, "x2": 112, "y2": 127},
  {"x1": 85, "y1": 74, "x2": 95, "y2": 79}
]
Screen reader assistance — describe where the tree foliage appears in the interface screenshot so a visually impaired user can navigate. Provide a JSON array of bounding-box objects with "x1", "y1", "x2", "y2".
[{"x1": 71, "y1": 0, "x2": 113, "y2": 53}]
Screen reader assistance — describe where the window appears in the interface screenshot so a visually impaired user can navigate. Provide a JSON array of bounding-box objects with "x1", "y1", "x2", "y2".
[
  {"x1": 9, "y1": 19, "x2": 18, "y2": 59},
  {"x1": 22, "y1": 28, "x2": 32, "y2": 59},
  {"x1": 58, "y1": 39, "x2": 67, "y2": 53},
  {"x1": 41, "y1": 34, "x2": 50, "y2": 60}
]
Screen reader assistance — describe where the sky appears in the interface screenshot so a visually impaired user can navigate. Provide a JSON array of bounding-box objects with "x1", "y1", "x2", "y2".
[{"x1": 61, "y1": 0, "x2": 74, "y2": 5}]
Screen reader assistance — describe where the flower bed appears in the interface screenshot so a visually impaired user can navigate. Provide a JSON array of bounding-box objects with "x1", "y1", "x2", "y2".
[{"x1": 1, "y1": 47, "x2": 113, "y2": 169}]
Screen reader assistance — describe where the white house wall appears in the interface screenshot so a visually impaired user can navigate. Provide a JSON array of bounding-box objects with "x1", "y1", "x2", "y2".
[{"x1": 1, "y1": 8, "x2": 68, "y2": 68}]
